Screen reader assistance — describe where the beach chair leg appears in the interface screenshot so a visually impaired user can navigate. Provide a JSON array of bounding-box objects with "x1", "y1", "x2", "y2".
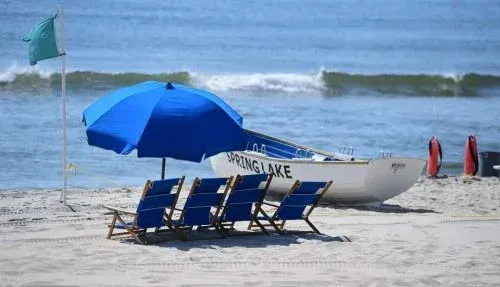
[
  {"x1": 247, "y1": 219, "x2": 254, "y2": 230},
  {"x1": 107, "y1": 213, "x2": 118, "y2": 239},
  {"x1": 304, "y1": 217, "x2": 321, "y2": 234},
  {"x1": 167, "y1": 216, "x2": 188, "y2": 241},
  {"x1": 115, "y1": 216, "x2": 144, "y2": 244},
  {"x1": 252, "y1": 217, "x2": 269, "y2": 235},
  {"x1": 164, "y1": 214, "x2": 177, "y2": 232},
  {"x1": 218, "y1": 223, "x2": 228, "y2": 234},
  {"x1": 214, "y1": 224, "x2": 227, "y2": 238},
  {"x1": 172, "y1": 225, "x2": 188, "y2": 241},
  {"x1": 247, "y1": 206, "x2": 263, "y2": 230},
  {"x1": 258, "y1": 209, "x2": 284, "y2": 235},
  {"x1": 280, "y1": 220, "x2": 286, "y2": 230}
]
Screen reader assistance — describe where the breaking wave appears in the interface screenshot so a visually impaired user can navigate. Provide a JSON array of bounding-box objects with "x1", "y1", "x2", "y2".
[
  {"x1": 322, "y1": 71, "x2": 500, "y2": 96},
  {"x1": 0, "y1": 66, "x2": 190, "y2": 91},
  {"x1": 1, "y1": 65, "x2": 499, "y2": 97}
]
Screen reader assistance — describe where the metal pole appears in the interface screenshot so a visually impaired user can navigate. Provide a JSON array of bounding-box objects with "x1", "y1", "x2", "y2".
[
  {"x1": 58, "y1": 4, "x2": 68, "y2": 205},
  {"x1": 161, "y1": 158, "x2": 166, "y2": 179}
]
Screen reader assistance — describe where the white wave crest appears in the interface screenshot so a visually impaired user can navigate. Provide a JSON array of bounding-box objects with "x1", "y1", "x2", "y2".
[
  {"x1": 193, "y1": 72, "x2": 325, "y2": 93},
  {"x1": 0, "y1": 63, "x2": 54, "y2": 83},
  {"x1": 440, "y1": 72, "x2": 466, "y2": 82}
]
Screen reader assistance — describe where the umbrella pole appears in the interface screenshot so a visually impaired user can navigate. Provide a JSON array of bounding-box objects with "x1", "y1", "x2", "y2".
[{"x1": 161, "y1": 158, "x2": 166, "y2": 179}]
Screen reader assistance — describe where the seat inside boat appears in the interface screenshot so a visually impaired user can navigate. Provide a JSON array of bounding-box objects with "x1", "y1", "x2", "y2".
[{"x1": 245, "y1": 130, "x2": 338, "y2": 161}]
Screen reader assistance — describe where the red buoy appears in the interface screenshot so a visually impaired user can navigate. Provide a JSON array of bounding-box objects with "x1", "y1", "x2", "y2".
[
  {"x1": 464, "y1": 135, "x2": 479, "y2": 176},
  {"x1": 427, "y1": 136, "x2": 442, "y2": 177}
]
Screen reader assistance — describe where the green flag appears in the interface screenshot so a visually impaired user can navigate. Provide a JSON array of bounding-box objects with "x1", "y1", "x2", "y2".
[{"x1": 22, "y1": 15, "x2": 60, "y2": 66}]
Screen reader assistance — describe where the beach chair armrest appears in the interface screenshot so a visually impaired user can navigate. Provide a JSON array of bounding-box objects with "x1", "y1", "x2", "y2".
[
  {"x1": 261, "y1": 202, "x2": 279, "y2": 208},
  {"x1": 102, "y1": 205, "x2": 137, "y2": 215}
]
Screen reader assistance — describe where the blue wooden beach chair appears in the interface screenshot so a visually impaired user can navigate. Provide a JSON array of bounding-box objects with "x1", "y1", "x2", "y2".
[
  {"x1": 171, "y1": 176, "x2": 233, "y2": 239},
  {"x1": 250, "y1": 180, "x2": 333, "y2": 234},
  {"x1": 216, "y1": 173, "x2": 274, "y2": 235},
  {"x1": 103, "y1": 176, "x2": 185, "y2": 244}
]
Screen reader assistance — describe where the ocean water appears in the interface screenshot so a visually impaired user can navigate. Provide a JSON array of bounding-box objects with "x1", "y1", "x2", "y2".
[{"x1": 1, "y1": 0, "x2": 499, "y2": 189}]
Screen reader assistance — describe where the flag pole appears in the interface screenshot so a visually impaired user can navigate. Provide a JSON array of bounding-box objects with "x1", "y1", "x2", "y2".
[{"x1": 58, "y1": 4, "x2": 68, "y2": 205}]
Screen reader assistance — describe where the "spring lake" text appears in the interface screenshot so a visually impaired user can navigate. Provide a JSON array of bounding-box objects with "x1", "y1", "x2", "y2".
[{"x1": 226, "y1": 152, "x2": 293, "y2": 178}]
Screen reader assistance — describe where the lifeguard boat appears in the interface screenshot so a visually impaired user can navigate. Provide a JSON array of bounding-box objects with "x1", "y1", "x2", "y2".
[{"x1": 210, "y1": 129, "x2": 426, "y2": 205}]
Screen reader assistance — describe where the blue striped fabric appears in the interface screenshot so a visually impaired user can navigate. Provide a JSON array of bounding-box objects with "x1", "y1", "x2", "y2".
[
  {"x1": 179, "y1": 177, "x2": 229, "y2": 226},
  {"x1": 225, "y1": 188, "x2": 263, "y2": 205},
  {"x1": 184, "y1": 193, "x2": 224, "y2": 208},
  {"x1": 147, "y1": 178, "x2": 180, "y2": 196},
  {"x1": 137, "y1": 194, "x2": 176, "y2": 210},
  {"x1": 276, "y1": 206, "x2": 306, "y2": 220},
  {"x1": 223, "y1": 203, "x2": 253, "y2": 221},
  {"x1": 280, "y1": 194, "x2": 318, "y2": 206},
  {"x1": 193, "y1": 177, "x2": 228, "y2": 193},
  {"x1": 183, "y1": 207, "x2": 212, "y2": 226},
  {"x1": 294, "y1": 182, "x2": 326, "y2": 194},
  {"x1": 136, "y1": 208, "x2": 168, "y2": 228},
  {"x1": 221, "y1": 174, "x2": 269, "y2": 222},
  {"x1": 274, "y1": 181, "x2": 327, "y2": 220},
  {"x1": 236, "y1": 174, "x2": 268, "y2": 190}
]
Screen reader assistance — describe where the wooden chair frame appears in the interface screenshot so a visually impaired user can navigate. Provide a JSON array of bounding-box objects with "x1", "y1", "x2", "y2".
[
  {"x1": 250, "y1": 180, "x2": 333, "y2": 235},
  {"x1": 171, "y1": 176, "x2": 233, "y2": 240},
  {"x1": 215, "y1": 173, "x2": 274, "y2": 235},
  {"x1": 103, "y1": 176, "x2": 185, "y2": 244}
]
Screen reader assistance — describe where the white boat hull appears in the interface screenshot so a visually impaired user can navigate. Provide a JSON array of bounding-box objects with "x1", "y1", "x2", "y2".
[{"x1": 210, "y1": 151, "x2": 426, "y2": 204}]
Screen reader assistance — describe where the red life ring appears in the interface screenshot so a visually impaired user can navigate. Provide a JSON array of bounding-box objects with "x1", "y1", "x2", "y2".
[
  {"x1": 427, "y1": 136, "x2": 442, "y2": 177},
  {"x1": 463, "y1": 135, "x2": 479, "y2": 176}
]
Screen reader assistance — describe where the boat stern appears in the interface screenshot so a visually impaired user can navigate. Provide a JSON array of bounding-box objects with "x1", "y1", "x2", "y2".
[{"x1": 363, "y1": 157, "x2": 426, "y2": 202}]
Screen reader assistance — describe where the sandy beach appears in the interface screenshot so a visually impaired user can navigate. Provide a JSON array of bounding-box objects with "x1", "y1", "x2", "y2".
[{"x1": 0, "y1": 176, "x2": 499, "y2": 286}]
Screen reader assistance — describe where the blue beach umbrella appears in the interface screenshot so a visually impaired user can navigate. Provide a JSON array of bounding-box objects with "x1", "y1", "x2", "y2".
[{"x1": 83, "y1": 81, "x2": 248, "y2": 178}]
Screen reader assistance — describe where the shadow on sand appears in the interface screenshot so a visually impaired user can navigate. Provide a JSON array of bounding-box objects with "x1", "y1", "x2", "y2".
[
  {"x1": 323, "y1": 203, "x2": 440, "y2": 214},
  {"x1": 119, "y1": 230, "x2": 351, "y2": 249},
  {"x1": 264, "y1": 193, "x2": 439, "y2": 214}
]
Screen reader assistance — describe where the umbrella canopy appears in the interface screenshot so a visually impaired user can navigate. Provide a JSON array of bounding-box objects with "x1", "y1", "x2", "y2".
[{"x1": 83, "y1": 81, "x2": 248, "y2": 162}]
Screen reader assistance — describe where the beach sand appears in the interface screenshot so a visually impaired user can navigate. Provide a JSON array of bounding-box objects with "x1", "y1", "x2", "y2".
[{"x1": 1, "y1": 176, "x2": 499, "y2": 286}]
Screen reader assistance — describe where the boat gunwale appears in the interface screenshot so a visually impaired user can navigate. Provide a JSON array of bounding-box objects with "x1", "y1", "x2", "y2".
[
  {"x1": 238, "y1": 129, "x2": 370, "y2": 165},
  {"x1": 244, "y1": 128, "x2": 369, "y2": 163}
]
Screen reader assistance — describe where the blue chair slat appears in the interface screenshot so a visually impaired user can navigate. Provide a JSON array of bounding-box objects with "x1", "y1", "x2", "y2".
[
  {"x1": 183, "y1": 207, "x2": 212, "y2": 226},
  {"x1": 223, "y1": 203, "x2": 253, "y2": 221},
  {"x1": 226, "y1": 188, "x2": 264, "y2": 205},
  {"x1": 294, "y1": 182, "x2": 326, "y2": 194},
  {"x1": 136, "y1": 208, "x2": 167, "y2": 228},
  {"x1": 137, "y1": 194, "x2": 176, "y2": 211},
  {"x1": 236, "y1": 174, "x2": 268, "y2": 190},
  {"x1": 147, "y1": 178, "x2": 180, "y2": 196},
  {"x1": 276, "y1": 206, "x2": 307, "y2": 220},
  {"x1": 281, "y1": 194, "x2": 319, "y2": 206},
  {"x1": 185, "y1": 193, "x2": 224, "y2": 208},
  {"x1": 194, "y1": 178, "x2": 228, "y2": 194}
]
